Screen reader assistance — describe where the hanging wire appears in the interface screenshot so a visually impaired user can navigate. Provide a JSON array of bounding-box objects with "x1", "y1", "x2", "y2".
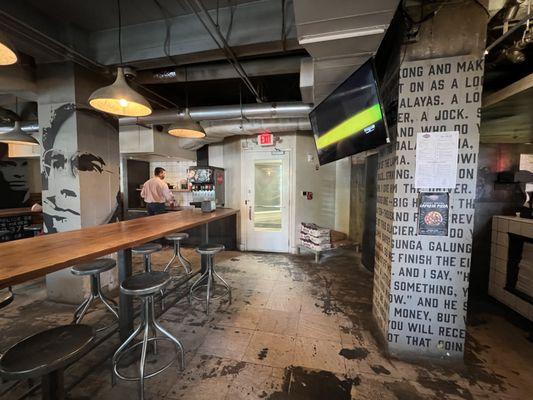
[
  {"x1": 117, "y1": 0, "x2": 123, "y2": 65},
  {"x1": 153, "y1": 0, "x2": 181, "y2": 66}
]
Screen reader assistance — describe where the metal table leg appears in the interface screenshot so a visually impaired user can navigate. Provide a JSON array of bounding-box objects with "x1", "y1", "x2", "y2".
[
  {"x1": 118, "y1": 248, "x2": 133, "y2": 341},
  {"x1": 200, "y1": 223, "x2": 209, "y2": 274},
  {"x1": 41, "y1": 369, "x2": 65, "y2": 400}
]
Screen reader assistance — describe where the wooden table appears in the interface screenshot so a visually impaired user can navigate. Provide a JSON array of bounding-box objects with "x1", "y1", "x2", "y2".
[{"x1": 0, "y1": 207, "x2": 238, "y2": 339}]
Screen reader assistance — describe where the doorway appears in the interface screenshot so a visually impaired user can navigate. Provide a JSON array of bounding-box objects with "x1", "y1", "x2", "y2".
[{"x1": 243, "y1": 150, "x2": 290, "y2": 252}]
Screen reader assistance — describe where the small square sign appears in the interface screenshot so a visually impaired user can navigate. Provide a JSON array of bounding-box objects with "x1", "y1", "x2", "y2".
[{"x1": 258, "y1": 132, "x2": 274, "y2": 146}]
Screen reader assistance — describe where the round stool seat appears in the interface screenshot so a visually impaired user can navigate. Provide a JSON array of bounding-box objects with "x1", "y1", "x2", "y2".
[
  {"x1": 0, "y1": 288, "x2": 14, "y2": 309},
  {"x1": 121, "y1": 271, "x2": 171, "y2": 297},
  {"x1": 196, "y1": 244, "x2": 224, "y2": 255},
  {"x1": 132, "y1": 243, "x2": 162, "y2": 255},
  {"x1": 24, "y1": 224, "x2": 42, "y2": 232},
  {"x1": 71, "y1": 258, "x2": 116, "y2": 276},
  {"x1": 165, "y1": 232, "x2": 189, "y2": 241},
  {"x1": 0, "y1": 325, "x2": 94, "y2": 380}
]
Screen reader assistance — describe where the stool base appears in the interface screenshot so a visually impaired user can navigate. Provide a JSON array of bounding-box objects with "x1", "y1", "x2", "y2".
[
  {"x1": 189, "y1": 258, "x2": 231, "y2": 314},
  {"x1": 164, "y1": 241, "x2": 192, "y2": 275},
  {"x1": 73, "y1": 275, "x2": 118, "y2": 331},
  {"x1": 112, "y1": 296, "x2": 184, "y2": 400}
]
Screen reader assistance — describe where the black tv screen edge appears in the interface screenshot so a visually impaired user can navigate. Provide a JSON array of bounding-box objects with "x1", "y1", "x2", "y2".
[{"x1": 309, "y1": 58, "x2": 389, "y2": 166}]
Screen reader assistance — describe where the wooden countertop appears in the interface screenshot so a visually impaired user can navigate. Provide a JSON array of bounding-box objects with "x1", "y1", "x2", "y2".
[
  {"x1": 0, "y1": 207, "x2": 40, "y2": 218},
  {"x1": 0, "y1": 208, "x2": 238, "y2": 289}
]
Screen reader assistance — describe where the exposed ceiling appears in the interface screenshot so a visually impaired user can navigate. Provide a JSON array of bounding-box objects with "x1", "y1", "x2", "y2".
[{"x1": 23, "y1": 0, "x2": 259, "y2": 32}]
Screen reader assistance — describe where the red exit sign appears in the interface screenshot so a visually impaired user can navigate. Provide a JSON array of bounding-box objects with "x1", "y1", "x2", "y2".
[{"x1": 258, "y1": 132, "x2": 274, "y2": 146}]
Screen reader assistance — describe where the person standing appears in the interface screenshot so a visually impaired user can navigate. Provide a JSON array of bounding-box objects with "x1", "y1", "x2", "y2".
[{"x1": 140, "y1": 167, "x2": 175, "y2": 215}]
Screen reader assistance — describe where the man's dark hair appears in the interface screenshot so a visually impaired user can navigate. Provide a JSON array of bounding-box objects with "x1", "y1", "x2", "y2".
[{"x1": 154, "y1": 167, "x2": 166, "y2": 176}]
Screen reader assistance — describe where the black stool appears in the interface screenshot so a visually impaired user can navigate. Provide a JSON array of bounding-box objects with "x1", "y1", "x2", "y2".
[
  {"x1": 0, "y1": 325, "x2": 95, "y2": 400},
  {"x1": 24, "y1": 224, "x2": 43, "y2": 237},
  {"x1": 132, "y1": 243, "x2": 162, "y2": 272},
  {"x1": 164, "y1": 233, "x2": 192, "y2": 275},
  {"x1": 189, "y1": 244, "x2": 231, "y2": 314},
  {"x1": 112, "y1": 271, "x2": 184, "y2": 400},
  {"x1": 70, "y1": 258, "x2": 119, "y2": 330}
]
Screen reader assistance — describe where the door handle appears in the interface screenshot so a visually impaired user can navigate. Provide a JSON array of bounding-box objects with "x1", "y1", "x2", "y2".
[{"x1": 248, "y1": 206, "x2": 252, "y2": 221}]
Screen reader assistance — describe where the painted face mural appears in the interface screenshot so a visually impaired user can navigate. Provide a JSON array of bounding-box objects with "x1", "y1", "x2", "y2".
[
  {"x1": 40, "y1": 103, "x2": 119, "y2": 233},
  {"x1": 0, "y1": 145, "x2": 30, "y2": 208}
]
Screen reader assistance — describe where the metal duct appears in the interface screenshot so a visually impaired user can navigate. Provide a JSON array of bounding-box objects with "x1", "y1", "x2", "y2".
[
  {"x1": 119, "y1": 102, "x2": 312, "y2": 126},
  {"x1": 178, "y1": 118, "x2": 312, "y2": 150},
  {"x1": 0, "y1": 122, "x2": 38, "y2": 133},
  {"x1": 137, "y1": 56, "x2": 305, "y2": 84}
]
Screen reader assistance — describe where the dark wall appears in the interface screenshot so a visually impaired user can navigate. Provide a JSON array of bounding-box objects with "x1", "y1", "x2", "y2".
[
  {"x1": 470, "y1": 143, "x2": 532, "y2": 295},
  {"x1": 349, "y1": 160, "x2": 366, "y2": 245},
  {"x1": 0, "y1": 144, "x2": 30, "y2": 209},
  {"x1": 127, "y1": 159, "x2": 150, "y2": 209}
]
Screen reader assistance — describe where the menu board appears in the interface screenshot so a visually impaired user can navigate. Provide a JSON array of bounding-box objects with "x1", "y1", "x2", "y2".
[
  {"x1": 417, "y1": 192, "x2": 449, "y2": 236},
  {"x1": 415, "y1": 131, "x2": 459, "y2": 189}
]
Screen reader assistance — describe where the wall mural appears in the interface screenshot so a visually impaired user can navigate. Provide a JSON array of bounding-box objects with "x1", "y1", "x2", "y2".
[
  {"x1": 41, "y1": 103, "x2": 119, "y2": 233},
  {"x1": 374, "y1": 55, "x2": 484, "y2": 359},
  {"x1": 0, "y1": 144, "x2": 30, "y2": 208}
]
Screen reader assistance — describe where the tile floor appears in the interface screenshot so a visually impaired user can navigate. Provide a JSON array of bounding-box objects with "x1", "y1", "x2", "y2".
[{"x1": 1, "y1": 248, "x2": 532, "y2": 399}]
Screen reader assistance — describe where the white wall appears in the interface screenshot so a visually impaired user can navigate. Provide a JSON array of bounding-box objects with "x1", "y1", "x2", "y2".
[{"x1": 214, "y1": 132, "x2": 350, "y2": 253}]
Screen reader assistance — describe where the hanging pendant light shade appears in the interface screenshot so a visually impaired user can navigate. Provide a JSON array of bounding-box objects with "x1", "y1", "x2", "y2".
[
  {"x1": 0, "y1": 40, "x2": 17, "y2": 66},
  {"x1": 0, "y1": 121, "x2": 39, "y2": 145},
  {"x1": 168, "y1": 118, "x2": 206, "y2": 138},
  {"x1": 88, "y1": 67, "x2": 152, "y2": 117}
]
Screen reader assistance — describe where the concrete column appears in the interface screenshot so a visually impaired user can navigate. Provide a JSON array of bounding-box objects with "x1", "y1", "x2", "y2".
[
  {"x1": 372, "y1": 1, "x2": 488, "y2": 360},
  {"x1": 37, "y1": 62, "x2": 120, "y2": 303}
]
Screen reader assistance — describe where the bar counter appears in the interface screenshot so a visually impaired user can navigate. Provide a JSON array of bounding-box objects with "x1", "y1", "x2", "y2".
[{"x1": 0, "y1": 207, "x2": 238, "y2": 289}]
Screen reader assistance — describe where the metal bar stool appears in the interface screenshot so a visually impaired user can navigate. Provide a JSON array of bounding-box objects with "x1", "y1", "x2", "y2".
[
  {"x1": 189, "y1": 244, "x2": 231, "y2": 314},
  {"x1": 112, "y1": 271, "x2": 185, "y2": 400},
  {"x1": 70, "y1": 258, "x2": 119, "y2": 331},
  {"x1": 0, "y1": 325, "x2": 95, "y2": 400},
  {"x1": 132, "y1": 243, "x2": 163, "y2": 272},
  {"x1": 24, "y1": 223, "x2": 43, "y2": 237},
  {"x1": 0, "y1": 287, "x2": 14, "y2": 310},
  {"x1": 164, "y1": 233, "x2": 192, "y2": 275}
]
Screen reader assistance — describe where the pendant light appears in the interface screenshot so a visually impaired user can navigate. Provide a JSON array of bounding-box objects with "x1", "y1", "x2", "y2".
[
  {"x1": 168, "y1": 67, "x2": 205, "y2": 138},
  {"x1": 88, "y1": 0, "x2": 152, "y2": 117},
  {"x1": 0, "y1": 41, "x2": 17, "y2": 66},
  {"x1": 168, "y1": 114, "x2": 206, "y2": 138},
  {"x1": 0, "y1": 121, "x2": 39, "y2": 145},
  {"x1": 0, "y1": 98, "x2": 38, "y2": 146}
]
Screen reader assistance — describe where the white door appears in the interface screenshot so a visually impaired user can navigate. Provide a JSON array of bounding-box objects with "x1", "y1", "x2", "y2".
[{"x1": 243, "y1": 150, "x2": 290, "y2": 252}]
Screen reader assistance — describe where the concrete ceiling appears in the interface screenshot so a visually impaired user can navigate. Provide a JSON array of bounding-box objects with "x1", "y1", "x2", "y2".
[
  {"x1": 0, "y1": 0, "x2": 298, "y2": 69},
  {"x1": 23, "y1": 0, "x2": 259, "y2": 32},
  {"x1": 481, "y1": 73, "x2": 533, "y2": 144}
]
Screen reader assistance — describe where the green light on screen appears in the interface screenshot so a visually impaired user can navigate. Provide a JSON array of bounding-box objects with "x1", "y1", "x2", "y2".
[{"x1": 315, "y1": 103, "x2": 383, "y2": 150}]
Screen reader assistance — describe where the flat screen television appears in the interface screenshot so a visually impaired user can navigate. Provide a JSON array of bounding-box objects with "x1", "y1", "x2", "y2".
[{"x1": 309, "y1": 58, "x2": 389, "y2": 165}]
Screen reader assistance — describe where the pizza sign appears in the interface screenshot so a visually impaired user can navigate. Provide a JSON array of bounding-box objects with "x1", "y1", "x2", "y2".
[{"x1": 417, "y1": 192, "x2": 449, "y2": 236}]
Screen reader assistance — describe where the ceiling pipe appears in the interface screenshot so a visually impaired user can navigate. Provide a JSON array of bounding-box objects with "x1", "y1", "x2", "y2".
[
  {"x1": 0, "y1": 121, "x2": 38, "y2": 133},
  {"x1": 136, "y1": 56, "x2": 305, "y2": 84},
  {"x1": 2, "y1": 102, "x2": 313, "y2": 133},
  {"x1": 119, "y1": 102, "x2": 312, "y2": 126},
  {"x1": 178, "y1": 117, "x2": 312, "y2": 150}
]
